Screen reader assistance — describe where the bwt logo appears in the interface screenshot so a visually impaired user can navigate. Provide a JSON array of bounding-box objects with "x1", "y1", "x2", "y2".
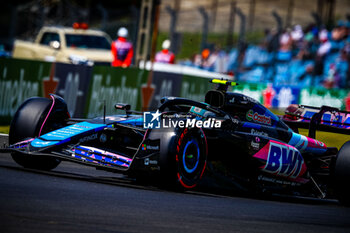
[
  {"x1": 143, "y1": 110, "x2": 161, "y2": 129},
  {"x1": 263, "y1": 142, "x2": 305, "y2": 179}
]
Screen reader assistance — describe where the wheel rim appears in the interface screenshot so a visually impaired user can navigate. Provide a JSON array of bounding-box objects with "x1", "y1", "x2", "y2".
[{"x1": 182, "y1": 139, "x2": 200, "y2": 174}]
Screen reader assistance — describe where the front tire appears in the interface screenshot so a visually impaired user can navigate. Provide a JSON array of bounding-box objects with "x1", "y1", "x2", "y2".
[
  {"x1": 175, "y1": 128, "x2": 207, "y2": 189},
  {"x1": 158, "y1": 127, "x2": 207, "y2": 190},
  {"x1": 9, "y1": 96, "x2": 67, "y2": 170}
]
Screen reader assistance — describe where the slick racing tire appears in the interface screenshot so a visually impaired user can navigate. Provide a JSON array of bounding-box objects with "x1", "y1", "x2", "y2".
[
  {"x1": 333, "y1": 141, "x2": 350, "y2": 206},
  {"x1": 160, "y1": 127, "x2": 208, "y2": 190},
  {"x1": 9, "y1": 96, "x2": 67, "y2": 171}
]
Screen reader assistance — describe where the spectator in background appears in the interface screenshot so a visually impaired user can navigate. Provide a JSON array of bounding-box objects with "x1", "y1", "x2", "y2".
[
  {"x1": 180, "y1": 17, "x2": 350, "y2": 89},
  {"x1": 266, "y1": 27, "x2": 280, "y2": 53},
  {"x1": 323, "y1": 48, "x2": 349, "y2": 88},
  {"x1": 330, "y1": 21, "x2": 348, "y2": 51},
  {"x1": 111, "y1": 27, "x2": 134, "y2": 67},
  {"x1": 317, "y1": 29, "x2": 331, "y2": 57},
  {"x1": 194, "y1": 48, "x2": 219, "y2": 71},
  {"x1": 155, "y1": 39, "x2": 175, "y2": 64},
  {"x1": 311, "y1": 29, "x2": 331, "y2": 85},
  {"x1": 291, "y1": 25, "x2": 304, "y2": 56},
  {"x1": 291, "y1": 25, "x2": 304, "y2": 44},
  {"x1": 277, "y1": 28, "x2": 293, "y2": 61},
  {"x1": 194, "y1": 49, "x2": 210, "y2": 68},
  {"x1": 345, "y1": 29, "x2": 350, "y2": 88}
]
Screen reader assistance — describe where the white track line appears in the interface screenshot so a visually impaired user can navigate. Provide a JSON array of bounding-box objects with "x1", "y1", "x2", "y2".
[{"x1": 0, "y1": 133, "x2": 9, "y2": 136}]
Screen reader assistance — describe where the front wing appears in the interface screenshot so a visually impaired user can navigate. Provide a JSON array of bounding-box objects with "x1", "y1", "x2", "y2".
[{"x1": 0, "y1": 122, "x2": 161, "y2": 173}]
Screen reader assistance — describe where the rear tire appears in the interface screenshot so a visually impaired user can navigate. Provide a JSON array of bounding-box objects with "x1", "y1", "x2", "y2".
[
  {"x1": 333, "y1": 141, "x2": 350, "y2": 206},
  {"x1": 9, "y1": 96, "x2": 67, "y2": 170}
]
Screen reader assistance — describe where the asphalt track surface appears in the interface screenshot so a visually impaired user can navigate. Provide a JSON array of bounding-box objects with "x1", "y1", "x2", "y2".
[{"x1": 1, "y1": 136, "x2": 350, "y2": 233}]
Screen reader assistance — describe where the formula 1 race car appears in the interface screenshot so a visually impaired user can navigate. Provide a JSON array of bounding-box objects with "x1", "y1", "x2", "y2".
[{"x1": 1, "y1": 79, "x2": 350, "y2": 205}]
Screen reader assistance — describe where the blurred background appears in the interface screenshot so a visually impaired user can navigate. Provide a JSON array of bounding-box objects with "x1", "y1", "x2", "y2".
[
  {"x1": 0, "y1": 0, "x2": 350, "y2": 120},
  {"x1": 1, "y1": 0, "x2": 349, "y2": 88}
]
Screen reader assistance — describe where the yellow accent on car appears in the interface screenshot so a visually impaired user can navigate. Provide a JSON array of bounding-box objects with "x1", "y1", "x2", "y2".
[{"x1": 210, "y1": 79, "x2": 238, "y2": 86}]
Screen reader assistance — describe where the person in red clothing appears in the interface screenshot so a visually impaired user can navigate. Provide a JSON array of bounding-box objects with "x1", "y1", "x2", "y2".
[
  {"x1": 111, "y1": 27, "x2": 134, "y2": 67},
  {"x1": 155, "y1": 39, "x2": 175, "y2": 64},
  {"x1": 262, "y1": 83, "x2": 276, "y2": 108}
]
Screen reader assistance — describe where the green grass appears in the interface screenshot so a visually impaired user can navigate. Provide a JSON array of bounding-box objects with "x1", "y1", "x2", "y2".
[{"x1": 0, "y1": 125, "x2": 9, "y2": 134}]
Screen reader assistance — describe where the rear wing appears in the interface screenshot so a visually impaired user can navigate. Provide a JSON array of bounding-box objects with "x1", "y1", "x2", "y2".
[{"x1": 282, "y1": 104, "x2": 350, "y2": 138}]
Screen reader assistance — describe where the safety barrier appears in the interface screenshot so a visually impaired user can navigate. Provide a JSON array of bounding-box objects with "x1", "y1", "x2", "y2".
[{"x1": 0, "y1": 58, "x2": 349, "y2": 124}]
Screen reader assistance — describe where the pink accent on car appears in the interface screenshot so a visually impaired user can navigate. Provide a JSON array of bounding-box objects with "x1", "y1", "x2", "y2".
[
  {"x1": 306, "y1": 137, "x2": 326, "y2": 149},
  {"x1": 80, "y1": 146, "x2": 132, "y2": 163},
  {"x1": 12, "y1": 138, "x2": 35, "y2": 148},
  {"x1": 252, "y1": 141, "x2": 270, "y2": 161},
  {"x1": 13, "y1": 138, "x2": 34, "y2": 145},
  {"x1": 38, "y1": 95, "x2": 55, "y2": 136}
]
